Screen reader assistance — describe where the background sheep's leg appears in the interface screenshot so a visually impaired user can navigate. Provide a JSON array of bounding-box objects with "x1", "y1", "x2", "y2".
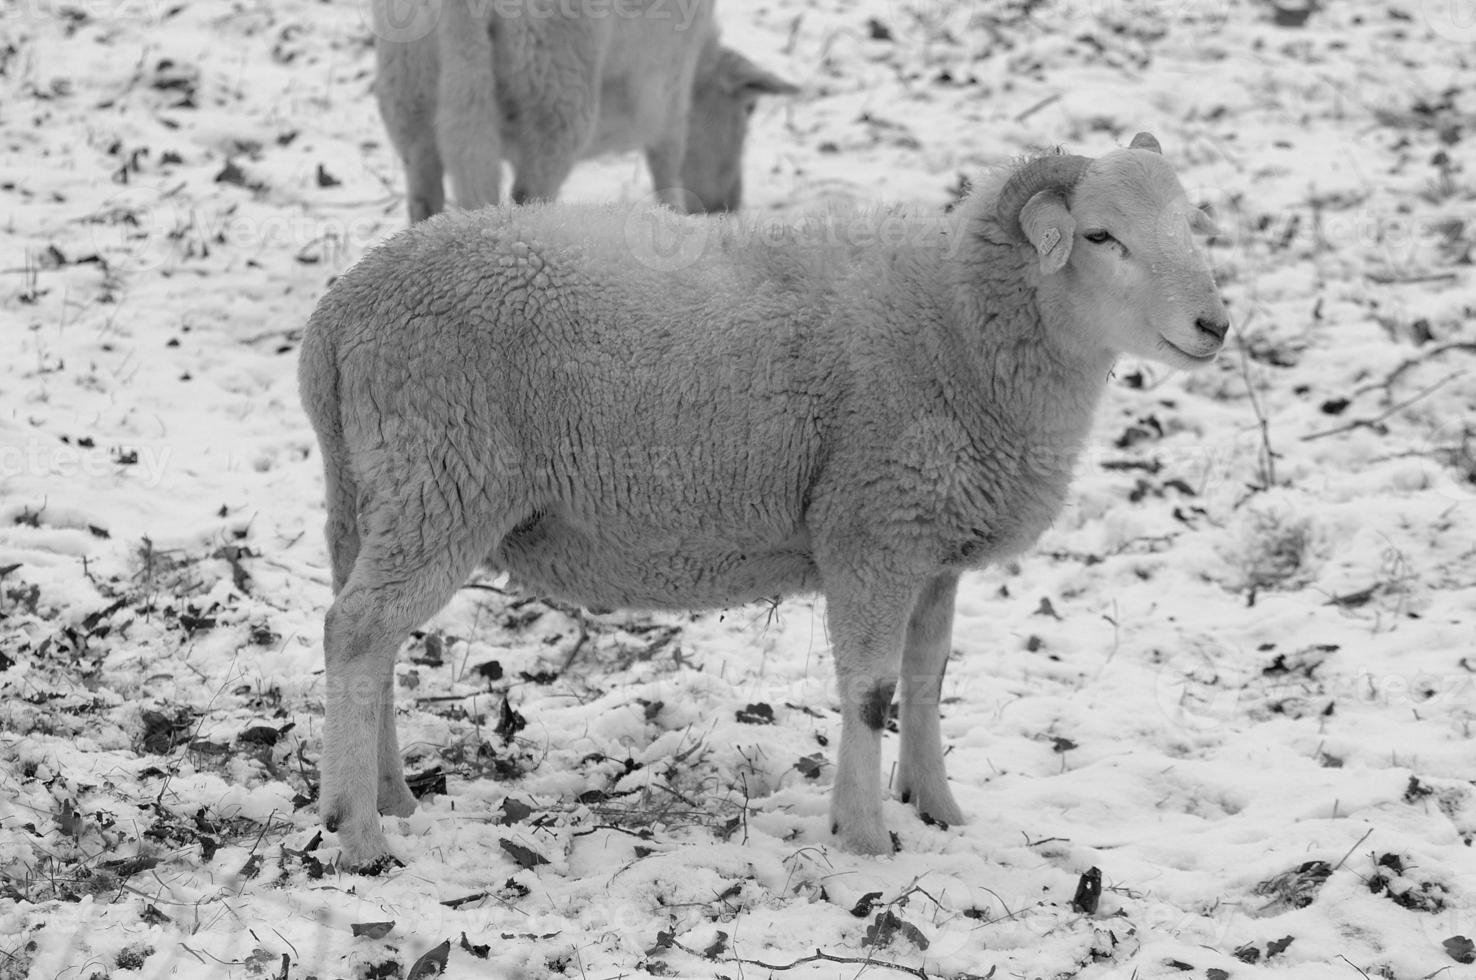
[
  {"x1": 508, "y1": 101, "x2": 588, "y2": 204},
  {"x1": 507, "y1": 23, "x2": 603, "y2": 204},
  {"x1": 434, "y1": 0, "x2": 504, "y2": 211},
  {"x1": 376, "y1": 35, "x2": 447, "y2": 222},
  {"x1": 400, "y1": 138, "x2": 445, "y2": 223},
  {"x1": 825, "y1": 583, "x2": 917, "y2": 854},
  {"x1": 645, "y1": 137, "x2": 695, "y2": 213},
  {"x1": 896, "y1": 571, "x2": 965, "y2": 827}
]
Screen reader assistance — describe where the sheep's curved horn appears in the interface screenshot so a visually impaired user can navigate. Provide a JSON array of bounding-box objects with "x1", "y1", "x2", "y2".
[
  {"x1": 1129, "y1": 132, "x2": 1162, "y2": 153},
  {"x1": 995, "y1": 154, "x2": 1091, "y2": 241}
]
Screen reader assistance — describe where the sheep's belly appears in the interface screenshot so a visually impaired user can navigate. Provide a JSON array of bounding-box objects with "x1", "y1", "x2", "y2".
[{"x1": 490, "y1": 520, "x2": 819, "y2": 611}]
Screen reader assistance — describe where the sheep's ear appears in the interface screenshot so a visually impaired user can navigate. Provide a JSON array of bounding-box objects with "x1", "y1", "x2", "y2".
[
  {"x1": 1019, "y1": 191, "x2": 1075, "y2": 275},
  {"x1": 716, "y1": 47, "x2": 800, "y2": 97},
  {"x1": 1189, "y1": 206, "x2": 1221, "y2": 237}
]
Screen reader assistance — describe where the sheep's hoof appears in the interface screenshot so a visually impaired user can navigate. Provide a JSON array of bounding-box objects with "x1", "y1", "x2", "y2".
[
  {"x1": 378, "y1": 777, "x2": 418, "y2": 818},
  {"x1": 322, "y1": 791, "x2": 398, "y2": 869},
  {"x1": 833, "y1": 818, "x2": 896, "y2": 855},
  {"x1": 898, "y1": 782, "x2": 965, "y2": 829},
  {"x1": 331, "y1": 823, "x2": 398, "y2": 872}
]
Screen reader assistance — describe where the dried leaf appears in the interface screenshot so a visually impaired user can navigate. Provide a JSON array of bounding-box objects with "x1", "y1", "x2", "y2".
[
  {"x1": 496, "y1": 698, "x2": 526, "y2": 740},
  {"x1": 406, "y1": 939, "x2": 451, "y2": 980},
  {"x1": 645, "y1": 929, "x2": 675, "y2": 957},
  {"x1": 498, "y1": 798, "x2": 533, "y2": 825},
  {"x1": 735, "y1": 702, "x2": 774, "y2": 725},
  {"x1": 863, "y1": 909, "x2": 929, "y2": 950},
  {"x1": 1072, "y1": 867, "x2": 1102, "y2": 914},
  {"x1": 849, "y1": 891, "x2": 883, "y2": 917},
  {"x1": 1444, "y1": 935, "x2": 1476, "y2": 964},
  {"x1": 458, "y1": 932, "x2": 490, "y2": 959},
  {"x1": 703, "y1": 931, "x2": 729, "y2": 958},
  {"x1": 499, "y1": 838, "x2": 549, "y2": 869},
  {"x1": 351, "y1": 921, "x2": 394, "y2": 939},
  {"x1": 795, "y1": 752, "x2": 826, "y2": 779}
]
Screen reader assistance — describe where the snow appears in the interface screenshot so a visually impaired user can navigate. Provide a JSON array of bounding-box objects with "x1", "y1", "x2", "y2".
[{"x1": 3, "y1": 0, "x2": 1476, "y2": 978}]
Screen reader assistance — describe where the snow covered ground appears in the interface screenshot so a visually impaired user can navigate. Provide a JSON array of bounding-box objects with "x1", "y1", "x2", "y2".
[{"x1": 2, "y1": 0, "x2": 1475, "y2": 977}]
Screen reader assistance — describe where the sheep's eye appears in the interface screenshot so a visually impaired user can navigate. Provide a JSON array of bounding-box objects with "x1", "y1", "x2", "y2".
[{"x1": 1083, "y1": 230, "x2": 1114, "y2": 244}]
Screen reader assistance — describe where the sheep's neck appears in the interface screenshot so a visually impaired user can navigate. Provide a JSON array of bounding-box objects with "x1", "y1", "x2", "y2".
[{"x1": 942, "y1": 237, "x2": 1113, "y2": 460}]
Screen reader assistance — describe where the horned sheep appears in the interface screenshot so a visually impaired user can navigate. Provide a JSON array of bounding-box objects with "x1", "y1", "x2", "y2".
[
  {"x1": 299, "y1": 132, "x2": 1230, "y2": 867},
  {"x1": 373, "y1": 0, "x2": 798, "y2": 221}
]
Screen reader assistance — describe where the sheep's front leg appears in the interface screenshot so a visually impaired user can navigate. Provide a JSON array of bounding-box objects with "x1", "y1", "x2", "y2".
[
  {"x1": 645, "y1": 138, "x2": 696, "y2": 213},
  {"x1": 897, "y1": 571, "x2": 965, "y2": 827},
  {"x1": 825, "y1": 583, "x2": 916, "y2": 854},
  {"x1": 401, "y1": 138, "x2": 446, "y2": 223},
  {"x1": 507, "y1": 23, "x2": 603, "y2": 205}
]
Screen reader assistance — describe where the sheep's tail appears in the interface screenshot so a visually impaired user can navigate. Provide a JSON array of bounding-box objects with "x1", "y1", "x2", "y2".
[
  {"x1": 436, "y1": 0, "x2": 502, "y2": 209},
  {"x1": 298, "y1": 308, "x2": 361, "y2": 595}
]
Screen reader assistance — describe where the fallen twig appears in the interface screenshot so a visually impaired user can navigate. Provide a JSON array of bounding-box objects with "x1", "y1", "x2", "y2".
[
  {"x1": 1332, "y1": 827, "x2": 1374, "y2": 871},
  {"x1": 1014, "y1": 93, "x2": 1061, "y2": 122},
  {"x1": 1301, "y1": 370, "x2": 1464, "y2": 442},
  {"x1": 666, "y1": 937, "x2": 943, "y2": 980},
  {"x1": 1236, "y1": 332, "x2": 1278, "y2": 488},
  {"x1": 1350, "y1": 341, "x2": 1476, "y2": 400},
  {"x1": 1364, "y1": 271, "x2": 1459, "y2": 285}
]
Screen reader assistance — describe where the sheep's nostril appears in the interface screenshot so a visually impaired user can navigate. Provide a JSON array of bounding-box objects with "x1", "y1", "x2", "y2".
[{"x1": 1196, "y1": 316, "x2": 1229, "y2": 342}]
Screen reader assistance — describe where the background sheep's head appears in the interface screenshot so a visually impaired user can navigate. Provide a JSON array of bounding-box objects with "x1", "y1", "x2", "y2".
[
  {"x1": 1000, "y1": 134, "x2": 1230, "y2": 369},
  {"x1": 680, "y1": 45, "x2": 799, "y2": 213}
]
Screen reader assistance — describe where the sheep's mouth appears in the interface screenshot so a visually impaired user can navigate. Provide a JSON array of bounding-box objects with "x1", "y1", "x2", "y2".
[{"x1": 1158, "y1": 335, "x2": 1220, "y2": 365}]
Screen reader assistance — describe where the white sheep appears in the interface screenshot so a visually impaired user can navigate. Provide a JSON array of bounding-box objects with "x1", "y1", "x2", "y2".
[
  {"x1": 299, "y1": 132, "x2": 1230, "y2": 867},
  {"x1": 373, "y1": 0, "x2": 798, "y2": 221}
]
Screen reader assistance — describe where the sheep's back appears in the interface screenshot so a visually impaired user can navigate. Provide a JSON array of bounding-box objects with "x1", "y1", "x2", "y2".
[{"x1": 321, "y1": 205, "x2": 836, "y2": 542}]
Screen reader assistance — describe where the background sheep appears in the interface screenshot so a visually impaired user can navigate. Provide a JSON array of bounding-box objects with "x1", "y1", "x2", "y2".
[
  {"x1": 373, "y1": 0, "x2": 797, "y2": 221},
  {"x1": 299, "y1": 132, "x2": 1230, "y2": 867}
]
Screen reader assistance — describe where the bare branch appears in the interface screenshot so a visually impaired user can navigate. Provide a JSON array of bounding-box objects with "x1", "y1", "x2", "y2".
[{"x1": 1301, "y1": 370, "x2": 1464, "y2": 442}]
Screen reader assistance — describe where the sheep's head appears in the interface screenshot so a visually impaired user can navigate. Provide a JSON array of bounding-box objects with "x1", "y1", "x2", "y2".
[
  {"x1": 681, "y1": 45, "x2": 798, "y2": 213},
  {"x1": 998, "y1": 133, "x2": 1229, "y2": 369}
]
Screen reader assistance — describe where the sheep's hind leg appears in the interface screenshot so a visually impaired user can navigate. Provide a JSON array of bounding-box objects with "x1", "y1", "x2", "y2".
[
  {"x1": 375, "y1": 667, "x2": 418, "y2": 819},
  {"x1": 897, "y1": 572, "x2": 965, "y2": 828},
  {"x1": 824, "y1": 581, "x2": 917, "y2": 854},
  {"x1": 320, "y1": 501, "x2": 506, "y2": 869}
]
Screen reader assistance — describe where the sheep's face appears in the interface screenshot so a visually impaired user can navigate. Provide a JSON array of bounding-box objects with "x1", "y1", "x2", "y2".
[
  {"x1": 681, "y1": 47, "x2": 798, "y2": 214},
  {"x1": 1028, "y1": 149, "x2": 1229, "y2": 369}
]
